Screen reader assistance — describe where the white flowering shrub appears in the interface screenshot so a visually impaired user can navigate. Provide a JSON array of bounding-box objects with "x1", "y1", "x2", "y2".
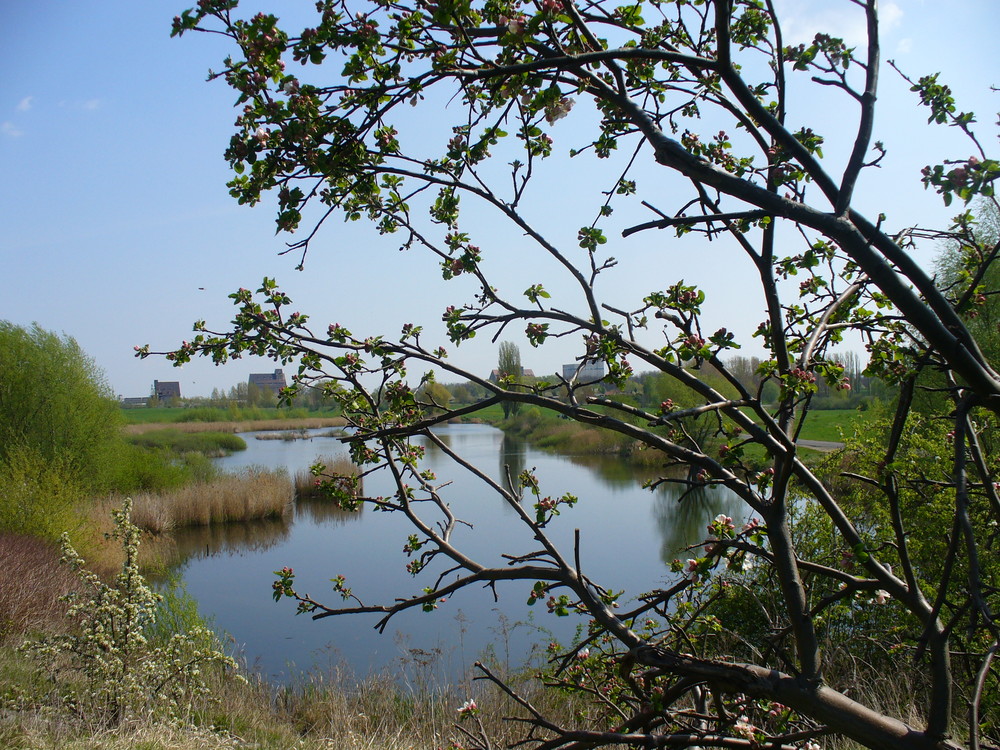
[{"x1": 20, "y1": 498, "x2": 240, "y2": 726}]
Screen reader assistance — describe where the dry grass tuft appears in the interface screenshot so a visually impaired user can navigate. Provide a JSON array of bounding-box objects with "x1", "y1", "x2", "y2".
[{"x1": 0, "y1": 716, "x2": 255, "y2": 749}]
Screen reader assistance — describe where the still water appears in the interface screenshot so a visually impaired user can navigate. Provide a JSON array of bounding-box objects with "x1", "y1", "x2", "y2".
[{"x1": 175, "y1": 424, "x2": 742, "y2": 683}]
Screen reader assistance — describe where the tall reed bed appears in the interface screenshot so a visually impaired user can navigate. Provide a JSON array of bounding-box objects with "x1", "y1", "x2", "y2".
[
  {"x1": 126, "y1": 469, "x2": 293, "y2": 534},
  {"x1": 293, "y1": 455, "x2": 362, "y2": 502}
]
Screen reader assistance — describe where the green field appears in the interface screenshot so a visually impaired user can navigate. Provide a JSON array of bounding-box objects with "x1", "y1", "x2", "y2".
[{"x1": 796, "y1": 408, "x2": 868, "y2": 443}]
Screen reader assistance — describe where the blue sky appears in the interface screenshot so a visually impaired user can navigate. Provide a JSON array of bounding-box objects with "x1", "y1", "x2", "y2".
[{"x1": 2, "y1": 1, "x2": 997, "y2": 398}]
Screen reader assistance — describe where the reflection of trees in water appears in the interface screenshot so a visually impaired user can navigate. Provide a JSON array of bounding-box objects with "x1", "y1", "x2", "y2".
[
  {"x1": 500, "y1": 433, "x2": 527, "y2": 496},
  {"x1": 564, "y1": 452, "x2": 664, "y2": 491},
  {"x1": 422, "y1": 430, "x2": 452, "y2": 453},
  {"x1": 651, "y1": 484, "x2": 745, "y2": 565}
]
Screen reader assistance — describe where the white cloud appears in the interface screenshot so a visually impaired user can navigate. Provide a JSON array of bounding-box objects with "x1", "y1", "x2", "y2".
[
  {"x1": 2, "y1": 121, "x2": 23, "y2": 137},
  {"x1": 775, "y1": 0, "x2": 904, "y2": 47},
  {"x1": 82, "y1": 98, "x2": 101, "y2": 111},
  {"x1": 16, "y1": 96, "x2": 33, "y2": 112},
  {"x1": 881, "y1": 2, "x2": 904, "y2": 31},
  {"x1": 896, "y1": 37, "x2": 913, "y2": 54}
]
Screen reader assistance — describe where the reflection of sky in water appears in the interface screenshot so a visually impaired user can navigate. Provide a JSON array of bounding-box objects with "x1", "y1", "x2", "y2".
[{"x1": 178, "y1": 424, "x2": 743, "y2": 684}]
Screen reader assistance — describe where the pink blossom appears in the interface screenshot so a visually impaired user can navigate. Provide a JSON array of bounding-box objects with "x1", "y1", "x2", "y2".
[{"x1": 733, "y1": 716, "x2": 756, "y2": 739}]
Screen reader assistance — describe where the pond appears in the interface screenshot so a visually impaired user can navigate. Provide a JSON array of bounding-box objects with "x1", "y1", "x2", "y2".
[{"x1": 174, "y1": 423, "x2": 743, "y2": 684}]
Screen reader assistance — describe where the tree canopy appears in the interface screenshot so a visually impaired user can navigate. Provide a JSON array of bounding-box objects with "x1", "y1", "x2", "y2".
[
  {"x1": 498, "y1": 340, "x2": 522, "y2": 417},
  {"x1": 0, "y1": 321, "x2": 121, "y2": 474},
  {"x1": 161, "y1": 2, "x2": 1000, "y2": 748}
]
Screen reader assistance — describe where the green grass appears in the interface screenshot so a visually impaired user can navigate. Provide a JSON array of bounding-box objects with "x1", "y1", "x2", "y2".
[
  {"x1": 453, "y1": 400, "x2": 506, "y2": 422},
  {"x1": 796, "y1": 408, "x2": 869, "y2": 443}
]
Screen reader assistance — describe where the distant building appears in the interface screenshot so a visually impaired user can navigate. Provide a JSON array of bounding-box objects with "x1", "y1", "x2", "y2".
[
  {"x1": 121, "y1": 396, "x2": 149, "y2": 408},
  {"x1": 153, "y1": 380, "x2": 181, "y2": 401},
  {"x1": 562, "y1": 360, "x2": 606, "y2": 383},
  {"x1": 248, "y1": 368, "x2": 287, "y2": 395},
  {"x1": 489, "y1": 368, "x2": 534, "y2": 383}
]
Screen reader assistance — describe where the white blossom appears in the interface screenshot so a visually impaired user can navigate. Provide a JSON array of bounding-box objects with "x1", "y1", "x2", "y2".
[{"x1": 545, "y1": 97, "x2": 575, "y2": 124}]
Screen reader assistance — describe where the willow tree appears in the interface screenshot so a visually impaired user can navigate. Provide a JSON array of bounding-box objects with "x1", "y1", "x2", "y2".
[
  {"x1": 498, "y1": 340, "x2": 523, "y2": 417},
  {"x1": 158, "y1": 1, "x2": 1000, "y2": 748}
]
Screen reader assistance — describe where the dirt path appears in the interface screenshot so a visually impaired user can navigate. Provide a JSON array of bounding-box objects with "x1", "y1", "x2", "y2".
[{"x1": 797, "y1": 439, "x2": 845, "y2": 453}]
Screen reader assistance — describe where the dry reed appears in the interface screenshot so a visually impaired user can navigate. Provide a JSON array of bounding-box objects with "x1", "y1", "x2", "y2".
[
  {"x1": 127, "y1": 470, "x2": 294, "y2": 534},
  {"x1": 0, "y1": 534, "x2": 78, "y2": 643},
  {"x1": 293, "y1": 455, "x2": 362, "y2": 501}
]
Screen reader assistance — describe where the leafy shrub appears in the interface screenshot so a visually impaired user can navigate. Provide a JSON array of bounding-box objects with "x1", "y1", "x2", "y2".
[
  {"x1": 0, "y1": 322, "x2": 122, "y2": 483},
  {"x1": 20, "y1": 499, "x2": 242, "y2": 727},
  {"x1": 0, "y1": 446, "x2": 85, "y2": 541}
]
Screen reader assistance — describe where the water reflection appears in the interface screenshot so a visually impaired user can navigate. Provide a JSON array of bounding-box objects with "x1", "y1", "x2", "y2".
[
  {"x1": 499, "y1": 433, "x2": 527, "y2": 496},
  {"x1": 651, "y1": 484, "x2": 744, "y2": 565},
  {"x1": 180, "y1": 423, "x2": 747, "y2": 681},
  {"x1": 166, "y1": 499, "x2": 364, "y2": 567},
  {"x1": 294, "y1": 498, "x2": 365, "y2": 526},
  {"x1": 169, "y1": 517, "x2": 291, "y2": 562},
  {"x1": 423, "y1": 433, "x2": 449, "y2": 453},
  {"x1": 565, "y1": 452, "x2": 662, "y2": 488}
]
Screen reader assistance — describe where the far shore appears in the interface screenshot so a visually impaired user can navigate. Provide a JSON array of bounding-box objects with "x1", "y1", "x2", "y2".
[{"x1": 123, "y1": 416, "x2": 348, "y2": 435}]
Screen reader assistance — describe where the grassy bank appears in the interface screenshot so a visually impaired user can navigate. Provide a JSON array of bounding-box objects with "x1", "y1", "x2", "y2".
[
  {"x1": 499, "y1": 406, "x2": 637, "y2": 455},
  {"x1": 796, "y1": 408, "x2": 867, "y2": 442},
  {"x1": 0, "y1": 643, "x2": 588, "y2": 750},
  {"x1": 125, "y1": 428, "x2": 247, "y2": 457},
  {"x1": 482, "y1": 402, "x2": 869, "y2": 471}
]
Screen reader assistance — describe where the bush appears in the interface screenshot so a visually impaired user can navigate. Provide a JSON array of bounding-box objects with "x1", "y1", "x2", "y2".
[
  {"x1": 19, "y1": 499, "x2": 242, "y2": 727},
  {"x1": 0, "y1": 322, "x2": 122, "y2": 487},
  {"x1": 0, "y1": 446, "x2": 86, "y2": 541}
]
